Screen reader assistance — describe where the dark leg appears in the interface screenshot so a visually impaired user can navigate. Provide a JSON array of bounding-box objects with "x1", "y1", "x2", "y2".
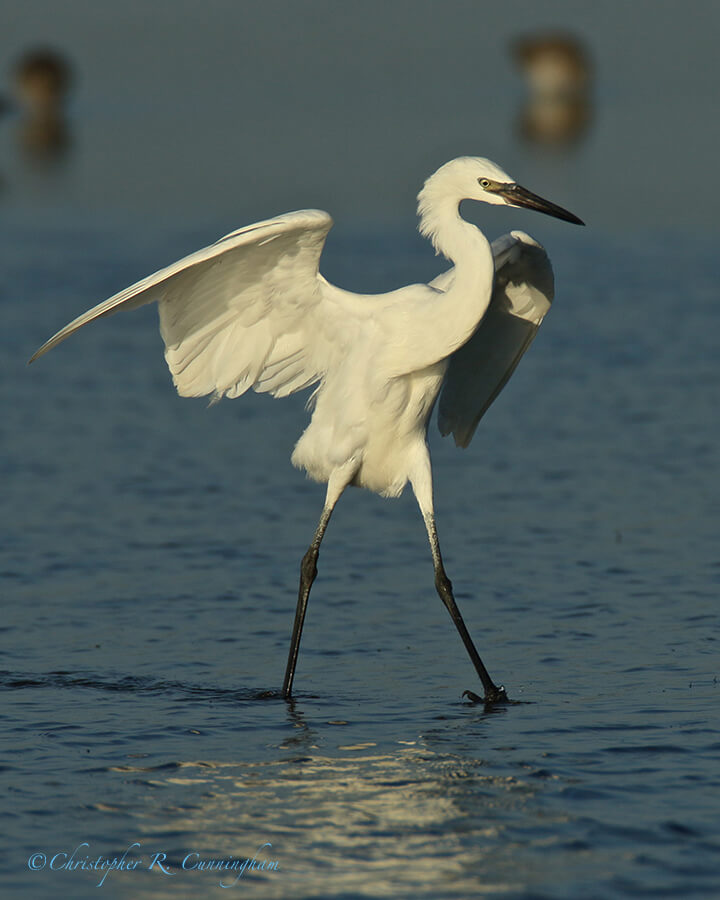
[
  {"x1": 281, "y1": 465, "x2": 353, "y2": 699},
  {"x1": 282, "y1": 505, "x2": 334, "y2": 699},
  {"x1": 424, "y1": 512, "x2": 508, "y2": 704}
]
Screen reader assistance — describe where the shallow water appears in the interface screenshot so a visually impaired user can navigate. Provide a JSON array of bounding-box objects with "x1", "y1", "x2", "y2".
[{"x1": 1, "y1": 217, "x2": 718, "y2": 898}]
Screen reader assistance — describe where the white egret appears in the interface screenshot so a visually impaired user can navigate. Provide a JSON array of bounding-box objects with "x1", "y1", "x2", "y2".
[{"x1": 30, "y1": 157, "x2": 583, "y2": 703}]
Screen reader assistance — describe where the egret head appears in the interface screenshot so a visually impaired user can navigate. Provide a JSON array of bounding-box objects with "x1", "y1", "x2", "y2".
[
  {"x1": 475, "y1": 158, "x2": 584, "y2": 225},
  {"x1": 419, "y1": 156, "x2": 584, "y2": 229}
]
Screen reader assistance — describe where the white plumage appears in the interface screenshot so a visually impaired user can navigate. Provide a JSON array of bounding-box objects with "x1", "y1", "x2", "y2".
[{"x1": 31, "y1": 156, "x2": 583, "y2": 703}]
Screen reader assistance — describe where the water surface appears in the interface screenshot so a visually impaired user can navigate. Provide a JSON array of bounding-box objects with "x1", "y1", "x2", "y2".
[{"x1": 2, "y1": 218, "x2": 718, "y2": 898}]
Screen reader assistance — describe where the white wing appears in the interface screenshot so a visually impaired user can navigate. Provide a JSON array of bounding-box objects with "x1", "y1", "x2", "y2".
[
  {"x1": 436, "y1": 230, "x2": 555, "y2": 448},
  {"x1": 30, "y1": 209, "x2": 340, "y2": 401}
]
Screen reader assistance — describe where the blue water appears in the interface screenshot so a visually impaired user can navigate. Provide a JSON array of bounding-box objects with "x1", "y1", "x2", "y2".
[{"x1": 2, "y1": 216, "x2": 719, "y2": 899}]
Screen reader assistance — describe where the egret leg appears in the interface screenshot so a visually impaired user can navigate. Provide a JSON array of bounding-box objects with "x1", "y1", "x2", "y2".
[
  {"x1": 410, "y1": 454, "x2": 507, "y2": 704},
  {"x1": 282, "y1": 465, "x2": 353, "y2": 699},
  {"x1": 422, "y1": 512, "x2": 507, "y2": 703}
]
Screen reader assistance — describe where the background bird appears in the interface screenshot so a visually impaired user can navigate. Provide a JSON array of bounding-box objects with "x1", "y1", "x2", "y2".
[
  {"x1": 511, "y1": 31, "x2": 593, "y2": 146},
  {"x1": 30, "y1": 156, "x2": 583, "y2": 703},
  {"x1": 12, "y1": 46, "x2": 73, "y2": 159}
]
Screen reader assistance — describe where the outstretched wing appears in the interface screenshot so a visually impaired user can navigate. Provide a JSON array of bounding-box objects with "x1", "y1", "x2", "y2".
[
  {"x1": 436, "y1": 230, "x2": 555, "y2": 448},
  {"x1": 30, "y1": 209, "x2": 340, "y2": 401}
]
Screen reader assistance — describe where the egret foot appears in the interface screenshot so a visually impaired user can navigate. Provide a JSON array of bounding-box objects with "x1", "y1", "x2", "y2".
[{"x1": 463, "y1": 685, "x2": 509, "y2": 705}]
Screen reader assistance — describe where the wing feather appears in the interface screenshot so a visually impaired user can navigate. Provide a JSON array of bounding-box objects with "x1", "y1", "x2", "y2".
[
  {"x1": 437, "y1": 230, "x2": 555, "y2": 448},
  {"x1": 30, "y1": 209, "x2": 339, "y2": 402}
]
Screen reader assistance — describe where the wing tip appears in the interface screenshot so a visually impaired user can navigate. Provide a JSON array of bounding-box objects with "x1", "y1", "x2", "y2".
[
  {"x1": 437, "y1": 417, "x2": 473, "y2": 449},
  {"x1": 28, "y1": 340, "x2": 53, "y2": 364},
  {"x1": 28, "y1": 326, "x2": 76, "y2": 364}
]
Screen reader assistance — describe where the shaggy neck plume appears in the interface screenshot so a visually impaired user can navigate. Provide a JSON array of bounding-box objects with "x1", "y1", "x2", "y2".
[
  {"x1": 417, "y1": 167, "x2": 487, "y2": 269},
  {"x1": 415, "y1": 165, "x2": 495, "y2": 356}
]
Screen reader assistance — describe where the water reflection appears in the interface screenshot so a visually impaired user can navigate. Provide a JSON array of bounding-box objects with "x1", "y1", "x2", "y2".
[
  {"x1": 12, "y1": 46, "x2": 73, "y2": 162},
  {"x1": 103, "y1": 747, "x2": 540, "y2": 898},
  {"x1": 511, "y1": 32, "x2": 593, "y2": 148}
]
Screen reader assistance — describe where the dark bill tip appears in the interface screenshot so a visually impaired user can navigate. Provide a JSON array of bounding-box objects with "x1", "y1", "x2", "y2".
[{"x1": 501, "y1": 183, "x2": 585, "y2": 226}]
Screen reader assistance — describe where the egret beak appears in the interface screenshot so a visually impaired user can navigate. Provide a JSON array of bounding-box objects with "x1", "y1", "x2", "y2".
[{"x1": 500, "y1": 183, "x2": 585, "y2": 225}]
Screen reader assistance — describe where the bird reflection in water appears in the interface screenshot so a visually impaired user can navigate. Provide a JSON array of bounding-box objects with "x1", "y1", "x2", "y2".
[
  {"x1": 13, "y1": 46, "x2": 73, "y2": 161},
  {"x1": 511, "y1": 32, "x2": 593, "y2": 148}
]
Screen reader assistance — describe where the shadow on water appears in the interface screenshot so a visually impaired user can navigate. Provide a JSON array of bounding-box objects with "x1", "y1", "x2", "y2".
[
  {"x1": 0, "y1": 670, "x2": 285, "y2": 704},
  {"x1": 0, "y1": 669, "x2": 531, "y2": 715},
  {"x1": 0, "y1": 662, "x2": 541, "y2": 708}
]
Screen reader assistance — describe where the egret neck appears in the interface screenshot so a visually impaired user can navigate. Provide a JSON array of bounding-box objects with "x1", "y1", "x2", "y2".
[{"x1": 417, "y1": 179, "x2": 495, "y2": 359}]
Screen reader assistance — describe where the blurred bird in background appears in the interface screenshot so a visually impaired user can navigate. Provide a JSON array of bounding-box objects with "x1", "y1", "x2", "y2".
[
  {"x1": 511, "y1": 31, "x2": 592, "y2": 147},
  {"x1": 13, "y1": 46, "x2": 73, "y2": 160}
]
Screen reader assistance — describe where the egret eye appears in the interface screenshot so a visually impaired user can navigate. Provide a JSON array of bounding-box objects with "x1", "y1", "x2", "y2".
[{"x1": 479, "y1": 178, "x2": 491, "y2": 189}]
